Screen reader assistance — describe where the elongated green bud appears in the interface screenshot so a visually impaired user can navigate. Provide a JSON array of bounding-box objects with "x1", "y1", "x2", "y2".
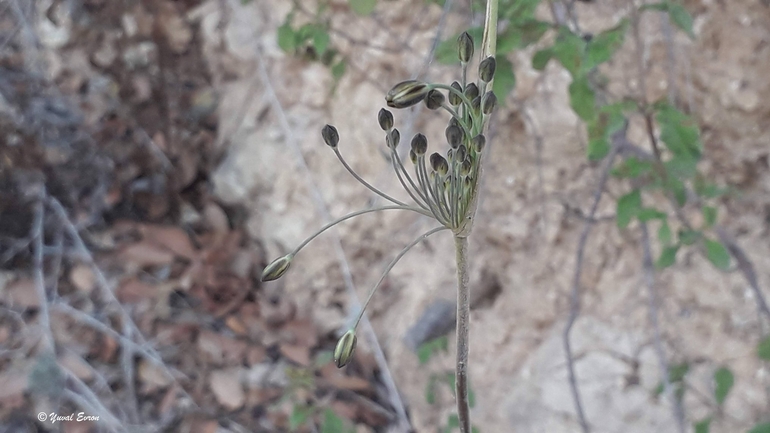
[
  {"x1": 386, "y1": 80, "x2": 430, "y2": 109},
  {"x1": 322, "y1": 124, "x2": 339, "y2": 148},
  {"x1": 458, "y1": 31, "x2": 474, "y2": 63},
  {"x1": 261, "y1": 254, "x2": 293, "y2": 282},
  {"x1": 411, "y1": 133, "x2": 428, "y2": 156},
  {"x1": 445, "y1": 124, "x2": 464, "y2": 149},
  {"x1": 424, "y1": 89, "x2": 445, "y2": 110},
  {"x1": 449, "y1": 81, "x2": 463, "y2": 106},
  {"x1": 378, "y1": 108, "x2": 394, "y2": 131},
  {"x1": 334, "y1": 329, "x2": 357, "y2": 368},
  {"x1": 479, "y1": 56, "x2": 496, "y2": 83},
  {"x1": 482, "y1": 91, "x2": 497, "y2": 115},
  {"x1": 464, "y1": 83, "x2": 479, "y2": 101},
  {"x1": 472, "y1": 134, "x2": 486, "y2": 153}
]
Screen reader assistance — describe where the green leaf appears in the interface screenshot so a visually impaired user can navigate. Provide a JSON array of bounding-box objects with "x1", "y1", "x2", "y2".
[
  {"x1": 517, "y1": 20, "x2": 551, "y2": 48},
  {"x1": 656, "y1": 245, "x2": 679, "y2": 269},
  {"x1": 552, "y1": 27, "x2": 586, "y2": 76},
  {"x1": 586, "y1": 105, "x2": 625, "y2": 161},
  {"x1": 617, "y1": 189, "x2": 642, "y2": 229},
  {"x1": 436, "y1": 27, "x2": 483, "y2": 64},
  {"x1": 678, "y1": 229, "x2": 701, "y2": 245},
  {"x1": 658, "y1": 221, "x2": 672, "y2": 244},
  {"x1": 532, "y1": 48, "x2": 553, "y2": 71},
  {"x1": 637, "y1": 208, "x2": 667, "y2": 222},
  {"x1": 713, "y1": 367, "x2": 734, "y2": 406},
  {"x1": 331, "y1": 60, "x2": 346, "y2": 81},
  {"x1": 321, "y1": 408, "x2": 343, "y2": 433},
  {"x1": 587, "y1": 138, "x2": 610, "y2": 161},
  {"x1": 290, "y1": 405, "x2": 312, "y2": 430},
  {"x1": 656, "y1": 103, "x2": 701, "y2": 158},
  {"x1": 757, "y1": 336, "x2": 770, "y2": 360},
  {"x1": 705, "y1": 238, "x2": 730, "y2": 270},
  {"x1": 669, "y1": 4, "x2": 695, "y2": 38},
  {"x1": 694, "y1": 418, "x2": 711, "y2": 433},
  {"x1": 569, "y1": 75, "x2": 596, "y2": 121},
  {"x1": 585, "y1": 19, "x2": 629, "y2": 69},
  {"x1": 313, "y1": 29, "x2": 330, "y2": 55},
  {"x1": 665, "y1": 154, "x2": 699, "y2": 179},
  {"x1": 417, "y1": 336, "x2": 449, "y2": 365},
  {"x1": 425, "y1": 374, "x2": 438, "y2": 404},
  {"x1": 665, "y1": 177, "x2": 688, "y2": 206},
  {"x1": 612, "y1": 157, "x2": 653, "y2": 178},
  {"x1": 277, "y1": 22, "x2": 297, "y2": 53},
  {"x1": 702, "y1": 205, "x2": 717, "y2": 227},
  {"x1": 349, "y1": 0, "x2": 376, "y2": 15},
  {"x1": 492, "y1": 56, "x2": 516, "y2": 103},
  {"x1": 695, "y1": 176, "x2": 725, "y2": 199},
  {"x1": 445, "y1": 414, "x2": 460, "y2": 432},
  {"x1": 669, "y1": 362, "x2": 690, "y2": 382},
  {"x1": 749, "y1": 423, "x2": 770, "y2": 433}
]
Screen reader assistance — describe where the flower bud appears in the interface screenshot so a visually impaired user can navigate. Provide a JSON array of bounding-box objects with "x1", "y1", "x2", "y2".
[
  {"x1": 461, "y1": 159, "x2": 472, "y2": 176},
  {"x1": 471, "y1": 95, "x2": 481, "y2": 113},
  {"x1": 424, "y1": 89, "x2": 445, "y2": 110},
  {"x1": 464, "y1": 83, "x2": 479, "y2": 101},
  {"x1": 430, "y1": 152, "x2": 448, "y2": 176},
  {"x1": 386, "y1": 80, "x2": 430, "y2": 109},
  {"x1": 458, "y1": 31, "x2": 474, "y2": 63},
  {"x1": 409, "y1": 149, "x2": 417, "y2": 165},
  {"x1": 322, "y1": 124, "x2": 339, "y2": 148},
  {"x1": 445, "y1": 124, "x2": 464, "y2": 149},
  {"x1": 472, "y1": 134, "x2": 486, "y2": 153},
  {"x1": 378, "y1": 108, "x2": 394, "y2": 131},
  {"x1": 449, "y1": 81, "x2": 463, "y2": 106},
  {"x1": 387, "y1": 128, "x2": 401, "y2": 149},
  {"x1": 481, "y1": 91, "x2": 497, "y2": 115},
  {"x1": 411, "y1": 133, "x2": 428, "y2": 156},
  {"x1": 479, "y1": 56, "x2": 496, "y2": 83},
  {"x1": 334, "y1": 329, "x2": 357, "y2": 368},
  {"x1": 456, "y1": 144, "x2": 467, "y2": 162},
  {"x1": 261, "y1": 254, "x2": 293, "y2": 282}
]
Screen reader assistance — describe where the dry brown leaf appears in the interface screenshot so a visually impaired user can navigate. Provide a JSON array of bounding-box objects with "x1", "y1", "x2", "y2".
[
  {"x1": 283, "y1": 319, "x2": 319, "y2": 347},
  {"x1": 209, "y1": 368, "x2": 245, "y2": 410},
  {"x1": 69, "y1": 264, "x2": 95, "y2": 293},
  {"x1": 197, "y1": 329, "x2": 247, "y2": 365},
  {"x1": 3, "y1": 278, "x2": 38, "y2": 309},
  {"x1": 119, "y1": 242, "x2": 175, "y2": 268},
  {"x1": 330, "y1": 400, "x2": 359, "y2": 424},
  {"x1": 246, "y1": 345, "x2": 266, "y2": 365},
  {"x1": 320, "y1": 364, "x2": 373, "y2": 393},
  {"x1": 117, "y1": 278, "x2": 156, "y2": 303},
  {"x1": 279, "y1": 343, "x2": 310, "y2": 366},
  {"x1": 225, "y1": 315, "x2": 248, "y2": 336},
  {"x1": 0, "y1": 366, "x2": 29, "y2": 400},
  {"x1": 140, "y1": 224, "x2": 196, "y2": 259},
  {"x1": 157, "y1": 3, "x2": 192, "y2": 54},
  {"x1": 203, "y1": 202, "x2": 229, "y2": 233},
  {"x1": 138, "y1": 359, "x2": 172, "y2": 393},
  {"x1": 58, "y1": 352, "x2": 93, "y2": 381}
]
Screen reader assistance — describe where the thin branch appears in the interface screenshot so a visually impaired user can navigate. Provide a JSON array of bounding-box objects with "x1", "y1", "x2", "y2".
[
  {"x1": 562, "y1": 135, "x2": 621, "y2": 433},
  {"x1": 32, "y1": 186, "x2": 54, "y2": 352},
  {"x1": 640, "y1": 222, "x2": 686, "y2": 433},
  {"x1": 714, "y1": 225, "x2": 770, "y2": 322}
]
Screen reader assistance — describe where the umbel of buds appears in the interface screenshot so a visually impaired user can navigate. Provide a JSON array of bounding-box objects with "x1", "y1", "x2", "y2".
[{"x1": 334, "y1": 329, "x2": 357, "y2": 368}]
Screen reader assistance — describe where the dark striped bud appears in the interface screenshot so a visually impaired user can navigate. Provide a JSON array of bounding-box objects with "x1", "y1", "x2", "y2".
[
  {"x1": 409, "y1": 149, "x2": 417, "y2": 165},
  {"x1": 456, "y1": 144, "x2": 467, "y2": 162},
  {"x1": 472, "y1": 134, "x2": 486, "y2": 153},
  {"x1": 411, "y1": 133, "x2": 428, "y2": 155},
  {"x1": 479, "y1": 56, "x2": 496, "y2": 83},
  {"x1": 458, "y1": 31, "x2": 474, "y2": 63},
  {"x1": 334, "y1": 329, "x2": 357, "y2": 368},
  {"x1": 322, "y1": 124, "x2": 339, "y2": 148},
  {"x1": 424, "y1": 89, "x2": 445, "y2": 110},
  {"x1": 471, "y1": 95, "x2": 481, "y2": 113},
  {"x1": 481, "y1": 91, "x2": 497, "y2": 115},
  {"x1": 445, "y1": 124, "x2": 464, "y2": 149},
  {"x1": 261, "y1": 254, "x2": 293, "y2": 282},
  {"x1": 461, "y1": 159, "x2": 472, "y2": 176},
  {"x1": 378, "y1": 108, "x2": 394, "y2": 131},
  {"x1": 387, "y1": 128, "x2": 401, "y2": 149},
  {"x1": 464, "y1": 83, "x2": 479, "y2": 101},
  {"x1": 386, "y1": 80, "x2": 430, "y2": 109},
  {"x1": 430, "y1": 152, "x2": 448, "y2": 176},
  {"x1": 449, "y1": 81, "x2": 463, "y2": 106}
]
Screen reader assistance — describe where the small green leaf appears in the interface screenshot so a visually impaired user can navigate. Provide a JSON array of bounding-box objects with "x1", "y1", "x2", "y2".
[
  {"x1": 669, "y1": 362, "x2": 690, "y2": 382},
  {"x1": 425, "y1": 374, "x2": 438, "y2": 404},
  {"x1": 656, "y1": 103, "x2": 701, "y2": 158},
  {"x1": 678, "y1": 229, "x2": 701, "y2": 245},
  {"x1": 669, "y1": 4, "x2": 695, "y2": 38},
  {"x1": 277, "y1": 22, "x2": 297, "y2": 53},
  {"x1": 612, "y1": 157, "x2": 653, "y2": 178},
  {"x1": 569, "y1": 75, "x2": 596, "y2": 121},
  {"x1": 585, "y1": 19, "x2": 628, "y2": 69},
  {"x1": 617, "y1": 189, "x2": 642, "y2": 229},
  {"x1": 656, "y1": 245, "x2": 679, "y2": 269},
  {"x1": 532, "y1": 48, "x2": 553, "y2": 71},
  {"x1": 331, "y1": 60, "x2": 346, "y2": 81},
  {"x1": 665, "y1": 177, "x2": 688, "y2": 206},
  {"x1": 665, "y1": 154, "x2": 699, "y2": 179},
  {"x1": 445, "y1": 414, "x2": 460, "y2": 432},
  {"x1": 552, "y1": 27, "x2": 586, "y2": 76},
  {"x1": 290, "y1": 405, "x2": 311, "y2": 430},
  {"x1": 694, "y1": 418, "x2": 711, "y2": 433},
  {"x1": 321, "y1": 409, "x2": 343, "y2": 433},
  {"x1": 704, "y1": 238, "x2": 731, "y2": 270},
  {"x1": 637, "y1": 208, "x2": 667, "y2": 222},
  {"x1": 757, "y1": 336, "x2": 770, "y2": 360},
  {"x1": 517, "y1": 20, "x2": 551, "y2": 48},
  {"x1": 313, "y1": 29, "x2": 330, "y2": 55},
  {"x1": 587, "y1": 138, "x2": 610, "y2": 161},
  {"x1": 749, "y1": 423, "x2": 770, "y2": 433},
  {"x1": 702, "y1": 205, "x2": 717, "y2": 227},
  {"x1": 713, "y1": 367, "x2": 734, "y2": 406},
  {"x1": 658, "y1": 221, "x2": 672, "y2": 245},
  {"x1": 417, "y1": 336, "x2": 449, "y2": 365},
  {"x1": 349, "y1": 0, "x2": 376, "y2": 15},
  {"x1": 492, "y1": 56, "x2": 516, "y2": 103}
]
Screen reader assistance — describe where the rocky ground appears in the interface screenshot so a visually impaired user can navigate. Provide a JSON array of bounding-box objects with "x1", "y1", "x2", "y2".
[{"x1": 0, "y1": 0, "x2": 769, "y2": 432}]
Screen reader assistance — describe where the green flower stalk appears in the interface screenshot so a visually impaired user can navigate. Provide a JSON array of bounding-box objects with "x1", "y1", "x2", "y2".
[{"x1": 261, "y1": 2, "x2": 498, "y2": 430}]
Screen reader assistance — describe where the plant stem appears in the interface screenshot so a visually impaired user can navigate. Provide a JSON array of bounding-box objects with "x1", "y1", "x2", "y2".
[{"x1": 454, "y1": 234, "x2": 471, "y2": 433}]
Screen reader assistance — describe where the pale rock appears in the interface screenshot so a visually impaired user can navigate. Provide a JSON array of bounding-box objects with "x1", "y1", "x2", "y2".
[{"x1": 209, "y1": 368, "x2": 246, "y2": 410}]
